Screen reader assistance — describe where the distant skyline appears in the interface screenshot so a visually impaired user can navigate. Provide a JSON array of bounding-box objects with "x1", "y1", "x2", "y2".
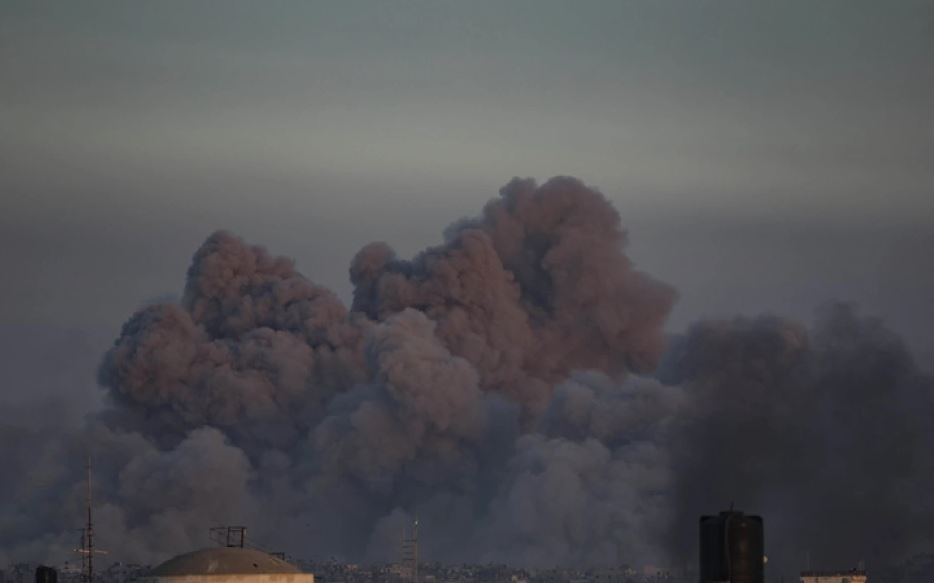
[{"x1": 2, "y1": 0, "x2": 932, "y2": 420}]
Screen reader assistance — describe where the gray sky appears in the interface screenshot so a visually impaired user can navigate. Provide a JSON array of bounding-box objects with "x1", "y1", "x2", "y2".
[{"x1": 2, "y1": 0, "x2": 933, "y2": 416}]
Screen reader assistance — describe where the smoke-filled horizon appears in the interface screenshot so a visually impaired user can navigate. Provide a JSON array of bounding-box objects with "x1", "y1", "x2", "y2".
[{"x1": 2, "y1": 177, "x2": 931, "y2": 579}]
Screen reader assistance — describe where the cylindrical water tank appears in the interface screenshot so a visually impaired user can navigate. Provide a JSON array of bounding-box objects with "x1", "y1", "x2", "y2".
[
  {"x1": 699, "y1": 515, "x2": 726, "y2": 581},
  {"x1": 699, "y1": 510, "x2": 764, "y2": 583}
]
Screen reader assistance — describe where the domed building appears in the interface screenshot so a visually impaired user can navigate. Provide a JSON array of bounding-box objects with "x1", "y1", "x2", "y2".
[{"x1": 138, "y1": 547, "x2": 313, "y2": 583}]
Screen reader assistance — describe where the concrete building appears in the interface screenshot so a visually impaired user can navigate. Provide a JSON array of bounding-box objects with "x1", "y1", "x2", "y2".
[
  {"x1": 800, "y1": 570, "x2": 867, "y2": 583},
  {"x1": 137, "y1": 548, "x2": 313, "y2": 583}
]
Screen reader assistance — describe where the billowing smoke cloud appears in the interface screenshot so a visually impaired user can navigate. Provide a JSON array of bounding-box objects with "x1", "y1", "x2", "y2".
[
  {"x1": 350, "y1": 177, "x2": 675, "y2": 418},
  {"x1": 3, "y1": 176, "x2": 932, "y2": 578},
  {"x1": 3, "y1": 176, "x2": 674, "y2": 566},
  {"x1": 0, "y1": 423, "x2": 254, "y2": 565},
  {"x1": 478, "y1": 373, "x2": 684, "y2": 567}
]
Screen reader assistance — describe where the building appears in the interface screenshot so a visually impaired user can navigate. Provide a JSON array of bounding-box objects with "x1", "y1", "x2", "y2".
[
  {"x1": 800, "y1": 570, "x2": 867, "y2": 583},
  {"x1": 699, "y1": 510, "x2": 764, "y2": 583},
  {"x1": 136, "y1": 547, "x2": 314, "y2": 583}
]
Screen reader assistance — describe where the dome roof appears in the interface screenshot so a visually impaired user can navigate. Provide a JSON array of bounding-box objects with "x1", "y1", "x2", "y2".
[{"x1": 150, "y1": 547, "x2": 300, "y2": 577}]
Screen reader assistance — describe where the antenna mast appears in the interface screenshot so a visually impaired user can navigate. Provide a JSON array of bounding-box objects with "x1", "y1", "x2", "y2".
[
  {"x1": 400, "y1": 516, "x2": 419, "y2": 583},
  {"x1": 75, "y1": 456, "x2": 106, "y2": 582},
  {"x1": 87, "y1": 457, "x2": 93, "y2": 583}
]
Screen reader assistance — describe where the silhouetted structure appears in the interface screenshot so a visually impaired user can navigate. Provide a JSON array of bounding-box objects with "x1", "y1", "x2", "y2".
[
  {"x1": 74, "y1": 458, "x2": 106, "y2": 583},
  {"x1": 699, "y1": 510, "x2": 764, "y2": 583},
  {"x1": 209, "y1": 526, "x2": 248, "y2": 549},
  {"x1": 34, "y1": 566, "x2": 57, "y2": 583},
  {"x1": 400, "y1": 517, "x2": 419, "y2": 583}
]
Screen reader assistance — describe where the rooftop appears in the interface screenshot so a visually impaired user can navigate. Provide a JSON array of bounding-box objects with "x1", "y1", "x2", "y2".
[{"x1": 149, "y1": 548, "x2": 301, "y2": 577}]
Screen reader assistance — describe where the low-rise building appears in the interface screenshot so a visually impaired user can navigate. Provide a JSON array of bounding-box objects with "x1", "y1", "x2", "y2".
[{"x1": 800, "y1": 570, "x2": 867, "y2": 583}]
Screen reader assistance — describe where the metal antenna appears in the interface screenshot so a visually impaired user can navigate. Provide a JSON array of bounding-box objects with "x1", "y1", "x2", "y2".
[
  {"x1": 74, "y1": 456, "x2": 106, "y2": 583},
  {"x1": 87, "y1": 457, "x2": 93, "y2": 583},
  {"x1": 209, "y1": 526, "x2": 247, "y2": 548},
  {"x1": 400, "y1": 515, "x2": 419, "y2": 583},
  {"x1": 413, "y1": 514, "x2": 419, "y2": 583}
]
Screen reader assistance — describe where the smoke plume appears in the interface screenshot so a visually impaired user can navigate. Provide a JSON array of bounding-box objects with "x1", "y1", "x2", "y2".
[{"x1": 2, "y1": 176, "x2": 932, "y2": 578}]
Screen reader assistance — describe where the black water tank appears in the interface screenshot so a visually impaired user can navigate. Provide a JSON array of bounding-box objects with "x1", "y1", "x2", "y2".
[
  {"x1": 35, "y1": 566, "x2": 58, "y2": 583},
  {"x1": 699, "y1": 510, "x2": 764, "y2": 583}
]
